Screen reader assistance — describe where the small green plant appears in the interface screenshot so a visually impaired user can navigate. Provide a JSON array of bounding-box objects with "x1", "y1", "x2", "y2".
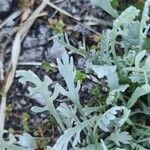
[
  {"x1": 75, "y1": 70, "x2": 87, "y2": 83},
  {"x1": 22, "y1": 113, "x2": 30, "y2": 133},
  {"x1": 41, "y1": 60, "x2": 54, "y2": 72},
  {"x1": 11, "y1": 0, "x2": 150, "y2": 149},
  {"x1": 19, "y1": 0, "x2": 31, "y2": 9},
  {"x1": 49, "y1": 19, "x2": 65, "y2": 34}
]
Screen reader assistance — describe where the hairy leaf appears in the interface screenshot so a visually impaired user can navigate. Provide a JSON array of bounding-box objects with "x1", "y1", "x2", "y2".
[
  {"x1": 56, "y1": 53, "x2": 81, "y2": 108},
  {"x1": 106, "y1": 84, "x2": 129, "y2": 105},
  {"x1": 109, "y1": 129, "x2": 132, "y2": 146},
  {"x1": 97, "y1": 106, "x2": 130, "y2": 132},
  {"x1": 113, "y1": 6, "x2": 140, "y2": 27},
  {"x1": 17, "y1": 133, "x2": 36, "y2": 149},
  {"x1": 141, "y1": 102, "x2": 150, "y2": 115},
  {"x1": 92, "y1": 65, "x2": 119, "y2": 89},
  {"x1": 127, "y1": 84, "x2": 150, "y2": 108},
  {"x1": 124, "y1": 21, "x2": 140, "y2": 47},
  {"x1": 16, "y1": 70, "x2": 65, "y2": 131},
  {"x1": 91, "y1": 0, "x2": 118, "y2": 18},
  {"x1": 52, "y1": 116, "x2": 97, "y2": 150},
  {"x1": 0, "y1": 130, "x2": 33, "y2": 150},
  {"x1": 16, "y1": 70, "x2": 52, "y2": 105},
  {"x1": 57, "y1": 103, "x2": 77, "y2": 118},
  {"x1": 135, "y1": 50, "x2": 146, "y2": 69}
]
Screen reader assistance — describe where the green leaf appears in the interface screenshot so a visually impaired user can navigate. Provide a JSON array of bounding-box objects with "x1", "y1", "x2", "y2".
[
  {"x1": 75, "y1": 70, "x2": 87, "y2": 83},
  {"x1": 91, "y1": 0, "x2": 118, "y2": 18},
  {"x1": 41, "y1": 61, "x2": 54, "y2": 72},
  {"x1": 111, "y1": 0, "x2": 119, "y2": 9},
  {"x1": 52, "y1": 20, "x2": 65, "y2": 34}
]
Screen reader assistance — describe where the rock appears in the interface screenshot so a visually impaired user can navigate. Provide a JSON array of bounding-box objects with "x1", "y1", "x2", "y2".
[
  {"x1": 19, "y1": 46, "x2": 44, "y2": 62},
  {"x1": 81, "y1": 82, "x2": 94, "y2": 92},
  {"x1": 23, "y1": 36, "x2": 39, "y2": 48},
  {"x1": 0, "y1": 0, "x2": 12, "y2": 12},
  {"x1": 22, "y1": 25, "x2": 52, "y2": 49},
  {"x1": 45, "y1": 40, "x2": 66, "y2": 61},
  {"x1": 0, "y1": 28, "x2": 14, "y2": 42},
  {"x1": 14, "y1": 101, "x2": 22, "y2": 109},
  {"x1": 40, "y1": 113, "x2": 47, "y2": 119},
  {"x1": 38, "y1": 24, "x2": 51, "y2": 37},
  {"x1": 76, "y1": 57, "x2": 85, "y2": 69},
  {"x1": 20, "y1": 99, "x2": 27, "y2": 105}
]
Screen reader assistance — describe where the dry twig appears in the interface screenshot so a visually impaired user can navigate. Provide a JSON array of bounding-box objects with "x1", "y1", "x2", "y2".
[{"x1": 0, "y1": 0, "x2": 49, "y2": 129}]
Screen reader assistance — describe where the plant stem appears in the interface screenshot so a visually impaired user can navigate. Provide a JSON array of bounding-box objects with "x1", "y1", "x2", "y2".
[{"x1": 48, "y1": 102, "x2": 65, "y2": 132}]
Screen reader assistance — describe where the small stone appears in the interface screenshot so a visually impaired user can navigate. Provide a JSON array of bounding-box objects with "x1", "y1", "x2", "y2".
[
  {"x1": 45, "y1": 40, "x2": 66, "y2": 61},
  {"x1": 76, "y1": 57, "x2": 85, "y2": 69},
  {"x1": 40, "y1": 113, "x2": 47, "y2": 119},
  {"x1": 20, "y1": 99, "x2": 27, "y2": 105},
  {"x1": 23, "y1": 36, "x2": 39, "y2": 48},
  {"x1": 14, "y1": 101, "x2": 22, "y2": 109},
  {"x1": 81, "y1": 82, "x2": 94, "y2": 92},
  {"x1": 19, "y1": 46, "x2": 44, "y2": 62},
  {"x1": 0, "y1": 0, "x2": 12, "y2": 12},
  {"x1": 38, "y1": 24, "x2": 51, "y2": 37}
]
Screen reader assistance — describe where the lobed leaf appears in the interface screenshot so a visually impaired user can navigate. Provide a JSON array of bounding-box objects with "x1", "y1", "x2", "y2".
[
  {"x1": 0, "y1": 130, "x2": 34, "y2": 150},
  {"x1": 109, "y1": 129, "x2": 132, "y2": 146},
  {"x1": 106, "y1": 84, "x2": 129, "y2": 105},
  {"x1": 127, "y1": 84, "x2": 150, "y2": 108},
  {"x1": 91, "y1": 0, "x2": 118, "y2": 18},
  {"x1": 97, "y1": 106, "x2": 130, "y2": 132}
]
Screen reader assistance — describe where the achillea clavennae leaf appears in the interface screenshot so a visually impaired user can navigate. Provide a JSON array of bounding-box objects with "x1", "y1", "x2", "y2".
[
  {"x1": 109, "y1": 129, "x2": 132, "y2": 146},
  {"x1": 91, "y1": 0, "x2": 118, "y2": 18}
]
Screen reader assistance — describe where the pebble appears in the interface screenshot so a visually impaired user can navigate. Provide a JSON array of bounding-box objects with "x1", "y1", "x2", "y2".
[
  {"x1": 0, "y1": 0, "x2": 12, "y2": 12},
  {"x1": 45, "y1": 40, "x2": 66, "y2": 61},
  {"x1": 19, "y1": 46, "x2": 44, "y2": 62},
  {"x1": 38, "y1": 24, "x2": 51, "y2": 37},
  {"x1": 40, "y1": 113, "x2": 47, "y2": 119},
  {"x1": 20, "y1": 99, "x2": 27, "y2": 105},
  {"x1": 81, "y1": 82, "x2": 94, "y2": 92},
  {"x1": 76, "y1": 57, "x2": 85, "y2": 69}
]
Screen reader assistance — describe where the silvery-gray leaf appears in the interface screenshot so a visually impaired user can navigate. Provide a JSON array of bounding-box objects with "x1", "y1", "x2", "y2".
[{"x1": 17, "y1": 133, "x2": 36, "y2": 149}]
